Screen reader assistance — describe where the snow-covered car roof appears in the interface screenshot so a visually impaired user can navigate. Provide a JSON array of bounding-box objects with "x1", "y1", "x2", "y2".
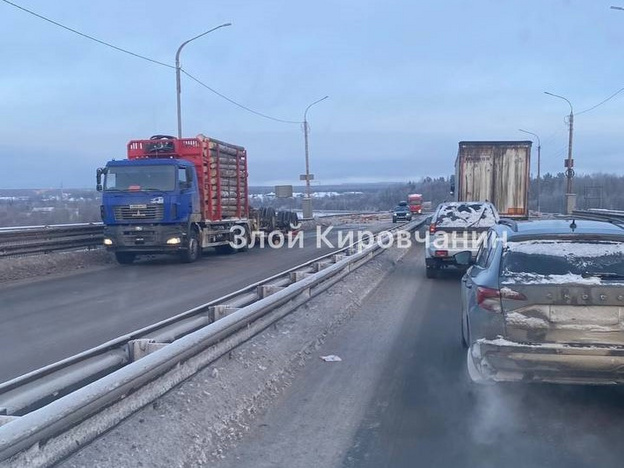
[{"x1": 434, "y1": 202, "x2": 498, "y2": 228}]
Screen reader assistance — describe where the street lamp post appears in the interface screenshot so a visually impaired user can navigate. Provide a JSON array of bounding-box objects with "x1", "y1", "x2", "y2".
[
  {"x1": 519, "y1": 129, "x2": 541, "y2": 215},
  {"x1": 176, "y1": 23, "x2": 232, "y2": 138},
  {"x1": 544, "y1": 91, "x2": 575, "y2": 214},
  {"x1": 302, "y1": 95, "x2": 329, "y2": 219}
]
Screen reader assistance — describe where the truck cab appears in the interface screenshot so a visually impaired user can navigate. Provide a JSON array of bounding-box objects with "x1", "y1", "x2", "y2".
[{"x1": 98, "y1": 158, "x2": 201, "y2": 263}]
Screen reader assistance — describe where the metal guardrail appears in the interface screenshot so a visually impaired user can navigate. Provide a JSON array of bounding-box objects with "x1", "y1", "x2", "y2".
[
  {"x1": 0, "y1": 217, "x2": 428, "y2": 466},
  {"x1": 0, "y1": 214, "x2": 385, "y2": 258},
  {"x1": 571, "y1": 209, "x2": 624, "y2": 223},
  {"x1": 0, "y1": 224, "x2": 103, "y2": 258}
]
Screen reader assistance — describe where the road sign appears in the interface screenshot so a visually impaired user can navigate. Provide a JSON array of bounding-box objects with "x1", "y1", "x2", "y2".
[
  {"x1": 299, "y1": 174, "x2": 315, "y2": 181},
  {"x1": 274, "y1": 185, "x2": 293, "y2": 198}
]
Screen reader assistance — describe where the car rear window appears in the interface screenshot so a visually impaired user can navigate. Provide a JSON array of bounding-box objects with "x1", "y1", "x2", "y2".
[
  {"x1": 501, "y1": 240, "x2": 624, "y2": 284},
  {"x1": 435, "y1": 203, "x2": 497, "y2": 229}
]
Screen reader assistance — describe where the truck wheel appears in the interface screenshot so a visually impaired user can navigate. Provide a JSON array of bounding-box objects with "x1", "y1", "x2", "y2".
[
  {"x1": 215, "y1": 244, "x2": 236, "y2": 255},
  {"x1": 115, "y1": 252, "x2": 136, "y2": 264},
  {"x1": 181, "y1": 231, "x2": 201, "y2": 263},
  {"x1": 425, "y1": 266, "x2": 437, "y2": 279},
  {"x1": 234, "y1": 225, "x2": 250, "y2": 252}
]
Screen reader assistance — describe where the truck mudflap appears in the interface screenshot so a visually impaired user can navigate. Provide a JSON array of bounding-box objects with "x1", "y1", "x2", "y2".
[{"x1": 468, "y1": 338, "x2": 624, "y2": 385}]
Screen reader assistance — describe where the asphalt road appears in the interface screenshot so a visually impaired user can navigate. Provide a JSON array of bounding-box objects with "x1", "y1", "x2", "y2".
[
  {"x1": 218, "y1": 242, "x2": 624, "y2": 468},
  {"x1": 0, "y1": 221, "x2": 395, "y2": 383}
]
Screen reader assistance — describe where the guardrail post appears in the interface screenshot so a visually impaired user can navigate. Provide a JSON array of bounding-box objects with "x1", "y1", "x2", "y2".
[
  {"x1": 289, "y1": 271, "x2": 312, "y2": 282},
  {"x1": 344, "y1": 246, "x2": 356, "y2": 256},
  {"x1": 332, "y1": 254, "x2": 345, "y2": 263},
  {"x1": 128, "y1": 339, "x2": 168, "y2": 362},
  {"x1": 208, "y1": 305, "x2": 241, "y2": 322},
  {"x1": 313, "y1": 261, "x2": 333, "y2": 272},
  {"x1": 257, "y1": 285, "x2": 285, "y2": 299}
]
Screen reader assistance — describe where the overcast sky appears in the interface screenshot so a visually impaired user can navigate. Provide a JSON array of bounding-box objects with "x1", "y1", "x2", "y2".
[{"x1": 1, "y1": 0, "x2": 623, "y2": 189}]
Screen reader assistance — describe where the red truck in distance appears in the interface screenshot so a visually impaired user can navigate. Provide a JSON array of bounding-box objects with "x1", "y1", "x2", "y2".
[{"x1": 408, "y1": 193, "x2": 423, "y2": 214}]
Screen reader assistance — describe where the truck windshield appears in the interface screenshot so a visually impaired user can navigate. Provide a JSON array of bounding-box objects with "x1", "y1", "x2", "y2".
[{"x1": 104, "y1": 165, "x2": 176, "y2": 192}]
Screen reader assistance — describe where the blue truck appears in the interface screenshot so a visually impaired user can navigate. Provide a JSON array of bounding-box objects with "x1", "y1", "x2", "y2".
[{"x1": 97, "y1": 135, "x2": 253, "y2": 264}]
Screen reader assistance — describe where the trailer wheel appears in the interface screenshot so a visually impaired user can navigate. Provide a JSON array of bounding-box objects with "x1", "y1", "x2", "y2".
[
  {"x1": 238, "y1": 226, "x2": 250, "y2": 252},
  {"x1": 115, "y1": 252, "x2": 136, "y2": 264},
  {"x1": 288, "y1": 211, "x2": 299, "y2": 229},
  {"x1": 181, "y1": 231, "x2": 200, "y2": 263}
]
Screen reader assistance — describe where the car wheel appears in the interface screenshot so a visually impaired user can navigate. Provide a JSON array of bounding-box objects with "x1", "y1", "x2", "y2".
[
  {"x1": 461, "y1": 311, "x2": 470, "y2": 349},
  {"x1": 425, "y1": 266, "x2": 437, "y2": 279}
]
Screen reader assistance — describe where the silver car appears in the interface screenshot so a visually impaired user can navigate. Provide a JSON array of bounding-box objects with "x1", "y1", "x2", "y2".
[
  {"x1": 460, "y1": 218, "x2": 624, "y2": 385},
  {"x1": 425, "y1": 201, "x2": 499, "y2": 278}
]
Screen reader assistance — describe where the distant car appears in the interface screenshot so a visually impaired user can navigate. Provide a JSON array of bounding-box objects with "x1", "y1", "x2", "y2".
[
  {"x1": 460, "y1": 218, "x2": 624, "y2": 385},
  {"x1": 425, "y1": 201, "x2": 499, "y2": 278},
  {"x1": 392, "y1": 204, "x2": 412, "y2": 223}
]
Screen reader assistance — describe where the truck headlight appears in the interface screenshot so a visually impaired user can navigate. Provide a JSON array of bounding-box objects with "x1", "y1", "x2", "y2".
[
  {"x1": 103, "y1": 238, "x2": 113, "y2": 246},
  {"x1": 166, "y1": 237, "x2": 182, "y2": 245}
]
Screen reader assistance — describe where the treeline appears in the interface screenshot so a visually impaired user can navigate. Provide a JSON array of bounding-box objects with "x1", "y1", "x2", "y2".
[
  {"x1": 535, "y1": 173, "x2": 623, "y2": 212},
  {"x1": 256, "y1": 173, "x2": 624, "y2": 213},
  {"x1": 0, "y1": 191, "x2": 101, "y2": 227},
  {"x1": 1, "y1": 173, "x2": 623, "y2": 227}
]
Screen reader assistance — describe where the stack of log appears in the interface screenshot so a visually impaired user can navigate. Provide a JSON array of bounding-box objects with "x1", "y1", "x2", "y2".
[{"x1": 199, "y1": 137, "x2": 247, "y2": 219}]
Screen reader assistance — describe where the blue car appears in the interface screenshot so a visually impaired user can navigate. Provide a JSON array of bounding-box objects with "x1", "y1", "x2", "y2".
[
  {"x1": 392, "y1": 203, "x2": 412, "y2": 223},
  {"x1": 460, "y1": 218, "x2": 624, "y2": 385}
]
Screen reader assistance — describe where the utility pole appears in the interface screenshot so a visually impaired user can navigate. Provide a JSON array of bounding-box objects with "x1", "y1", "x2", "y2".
[
  {"x1": 175, "y1": 23, "x2": 231, "y2": 138},
  {"x1": 301, "y1": 96, "x2": 329, "y2": 219},
  {"x1": 544, "y1": 91, "x2": 575, "y2": 214},
  {"x1": 519, "y1": 129, "x2": 541, "y2": 215}
]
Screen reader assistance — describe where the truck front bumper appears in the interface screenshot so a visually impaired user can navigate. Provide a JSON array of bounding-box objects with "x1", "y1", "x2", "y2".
[
  {"x1": 468, "y1": 338, "x2": 624, "y2": 385},
  {"x1": 103, "y1": 224, "x2": 188, "y2": 254}
]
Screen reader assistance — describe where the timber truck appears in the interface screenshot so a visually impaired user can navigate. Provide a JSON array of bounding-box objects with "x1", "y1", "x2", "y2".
[
  {"x1": 97, "y1": 134, "x2": 254, "y2": 264},
  {"x1": 452, "y1": 141, "x2": 531, "y2": 219}
]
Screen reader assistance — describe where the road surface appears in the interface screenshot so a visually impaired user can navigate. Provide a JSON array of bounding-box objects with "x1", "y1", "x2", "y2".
[
  {"x1": 217, "y1": 242, "x2": 624, "y2": 468},
  {"x1": 0, "y1": 221, "x2": 394, "y2": 382}
]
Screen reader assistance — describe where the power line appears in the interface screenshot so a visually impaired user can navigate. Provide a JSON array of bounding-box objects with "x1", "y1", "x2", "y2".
[
  {"x1": 1, "y1": 0, "x2": 174, "y2": 68},
  {"x1": 3, "y1": 0, "x2": 303, "y2": 124},
  {"x1": 540, "y1": 128, "x2": 567, "y2": 147},
  {"x1": 577, "y1": 87, "x2": 624, "y2": 115},
  {"x1": 181, "y1": 69, "x2": 301, "y2": 124}
]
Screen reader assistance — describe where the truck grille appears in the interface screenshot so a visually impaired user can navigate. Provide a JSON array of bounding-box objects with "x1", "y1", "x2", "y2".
[{"x1": 114, "y1": 204, "x2": 164, "y2": 221}]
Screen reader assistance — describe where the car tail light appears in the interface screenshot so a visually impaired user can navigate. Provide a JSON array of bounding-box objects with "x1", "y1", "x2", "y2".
[
  {"x1": 477, "y1": 287, "x2": 526, "y2": 313},
  {"x1": 429, "y1": 223, "x2": 436, "y2": 234},
  {"x1": 434, "y1": 250, "x2": 448, "y2": 257}
]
